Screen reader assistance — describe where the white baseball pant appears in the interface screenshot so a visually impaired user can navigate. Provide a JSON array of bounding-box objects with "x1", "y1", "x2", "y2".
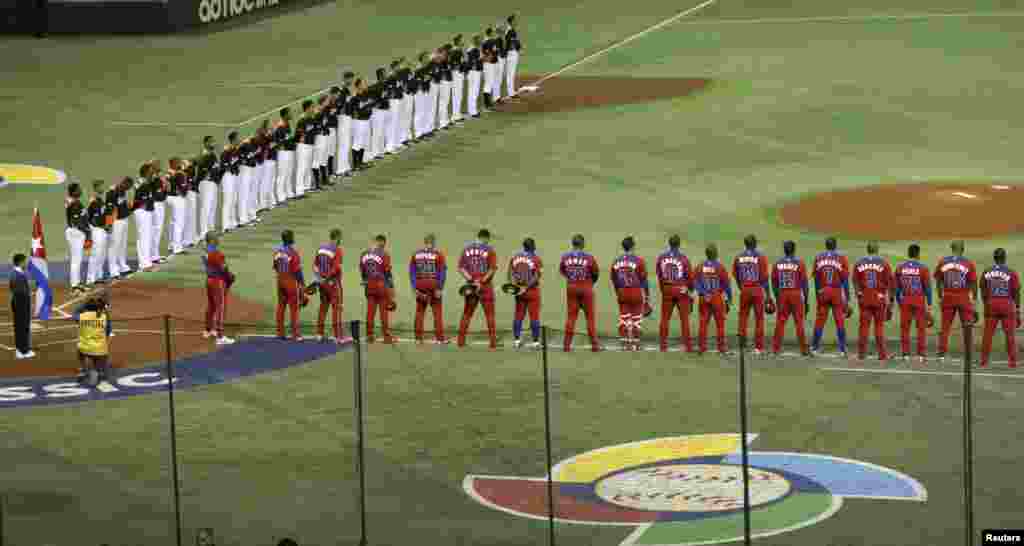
[
  {"x1": 506, "y1": 50, "x2": 520, "y2": 95},
  {"x1": 237, "y1": 166, "x2": 253, "y2": 225},
  {"x1": 414, "y1": 91, "x2": 427, "y2": 137},
  {"x1": 168, "y1": 195, "x2": 187, "y2": 254},
  {"x1": 199, "y1": 180, "x2": 218, "y2": 238},
  {"x1": 495, "y1": 57, "x2": 506, "y2": 99},
  {"x1": 87, "y1": 227, "x2": 108, "y2": 283},
  {"x1": 452, "y1": 72, "x2": 465, "y2": 121},
  {"x1": 113, "y1": 217, "x2": 130, "y2": 273},
  {"x1": 151, "y1": 201, "x2": 166, "y2": 262},
  {"x1": 186, "y1": 190, "x2": 199, "y2": 246},
  {"x1": 314, "y1": 134, "x2": 328, "y2": 169},
  {"x1": 275, "y1": 151, "x2": 295, "y2": 200},
  {"x1": 438, "y1": 80, "x2": 451, "y2": 128},
  {"x1": 248, "y1": 164, "x2": 260, "y2": 216},
  {"x1": 429, "y1": 83, "x2": 439, "y2": 130},
  {"x1": 336, "y1": 117, "x2": 352, "y2": 174},
  {"x1": 468, "y1": 70, "x2": 482, "y2": 115},
  {"x1": 483, "y1": 63, "x2": 495, "y2": 101},
  {"x1": 387, "y1": 98, "x2": 401, "y2": 152},
  {"x1": 65, "y1": 227, "x2": 86, "y2": 287},
  {"x1": 263, "y1": 160, "x2": 277, "y2": 207},
  {"x1": 326, "y1": 128, "x2": 337, "y2": 168},
  {"x1": 401, "y1": 94, "x2": 414, "y2": 142},
  {"x1": 134, "y1": 209, "x2": 153, "y2": 270},
  {"x1": 352, "y1": 118, "x2": 370, "y2": 152},
  {"x1": 368, "y1": 110, "x2": 382, "y2": 159},
  {"x1": 221, "y1": 173, "x2": 238, "y2": 230},
  {"x1": 295, "y1": 143, "x2": 314, "y2": 195},
  {"x1": 108, "y1": 219, "x2": 126, "y2": 277}
]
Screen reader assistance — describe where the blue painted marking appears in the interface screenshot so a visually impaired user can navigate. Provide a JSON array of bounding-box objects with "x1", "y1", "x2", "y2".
[
  {"x1": 0, "y1": 337, "x2": 350, "y2": 409},
  {"x1": 721, "y1": 452, "x2": 921, "y2": 499}
]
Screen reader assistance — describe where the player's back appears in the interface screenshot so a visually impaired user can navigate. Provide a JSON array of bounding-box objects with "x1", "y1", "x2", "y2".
[
  {"x1": 895, "y1": 260, "x2": 928, "y2": 301},
  {"x1": 611, "y1": 254, "x2": 644, "y2": 289},
  {"x1": 656, "y1": 249, "x2": 691, "y2": 286},
  {"x1": 460, "y1": 242, "x2": 495, "y2": 280},
  {"x1": 936, "y1": 256, "x2": 976, "y2": 294},
  {"x1": 510, "y1": 251, "x2": 541, "y2": 286},
  {"x1": 412, "y1": 247, "x2": 444, "y2": 278},
  {"x1": 273, "y1": 245, "x2": 300, "y2": 278},
  {"x1": 814, "y1": 251, "x2": 847, "y2": 289},
  {"x1": 854, "y1": 255, "x2": 892, "y2": 298},
  {"x1": 982, "y1": 264, "x2": 1018, "y2": 300},
  {"x1": 316, "y1": 243, "x2": 341, "y2": 279},
  {"x1": 733, "y1": 249, "x2": 767, "y2": 287},
  {"x1": 560, "y1": 250, "x2": 596, "y2": 285},
  {"x1": 696, "y1": 259, "x2": 727, "y2": 295},
  {"x1": 773, "y1": 256, "x2": 806, "y2": 291}
]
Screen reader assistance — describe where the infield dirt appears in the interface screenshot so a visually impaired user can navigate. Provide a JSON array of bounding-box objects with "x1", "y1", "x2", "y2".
[
  {"x1": 497, "y1": 75, "x2": 712, "y2": 114},
  {"x1": 0, "y1": 281, "x2": 265, "y2": 379},
  {"x1": 780, "y1": 183, "x2": 1024, "y2": 240}
]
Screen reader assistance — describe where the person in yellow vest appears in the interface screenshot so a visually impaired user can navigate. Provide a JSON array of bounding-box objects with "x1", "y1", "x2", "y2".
[{"x1": 75, "y1": 289, "x2": 114, "y2": 388}]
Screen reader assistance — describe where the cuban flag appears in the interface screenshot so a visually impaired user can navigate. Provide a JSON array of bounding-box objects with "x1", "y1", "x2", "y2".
[{"x1": 27, "y1": 208, "x2": 53, "y2": 320}]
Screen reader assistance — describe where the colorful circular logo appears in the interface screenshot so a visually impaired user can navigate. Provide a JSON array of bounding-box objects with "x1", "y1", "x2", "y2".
[
  {"x1": 0, "y1": 164, "x2": 67, "y2": 186},
  {"x1": 464, "y1": 434, "x2": 927, "y2": 545}
]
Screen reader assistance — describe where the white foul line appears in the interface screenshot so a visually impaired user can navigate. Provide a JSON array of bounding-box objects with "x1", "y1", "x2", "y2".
[
  {"x1": 674, "y1": 10, "x2": 1024, "y2": 26},
  {"x1": 821, "y1": 367, "x2": 1024, "y2": 380},
  {"x1": 234, "y1": 86, "x2": 334, "y2": 128},
  {"x1": 530, "y1": 0, "x2": 719, "y2": 87},
  {"x1": 109, "y1": 121, "x2": 239, "y2": 128}
]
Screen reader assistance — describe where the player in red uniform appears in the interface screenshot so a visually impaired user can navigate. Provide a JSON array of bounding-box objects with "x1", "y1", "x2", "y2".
[
  {"x1": 852, "y1": 241, "x2": 894, "y2": 361},
  {"x1": 457, "y1": 229, "x2": 499, "y2": 349},
  {"x1": 559, "y1": 234, "x2": 601, "y2": 352},
  {"x1": 733, "y1": 235, "x2": 772, "y2": 355},
  {"x1": 935, "y1": 240, "x2": 979, "y2": 362},
  {"x1": 273, "y1": 229, "x2": 307, "y2": 341},
  {"x1": 894, "y1": 244, "x2": 932, "y2": 362},
  {"x1": 359, "y1": 234, "x2": 396, "y2": 343},
  {"x1": 695, "y1": 244, "x2": 732, "y2": 355},
  {"x1": 315, "y1": 229, "x2": 345, "y2": 343},
  {"x1": 771, "y1": 240, "x2": 810, "y2": 356},
  {"x1": 202, "y1": 233, "x2": 235, "y2": 345},
  {"x1": 411, "y1": 233, "x2": 449, "y2": 344},
  {"x1": 980, "y1": 248, "x2": 1020, "y2": 368},
  {"x1": 610, "y1": 236, "x2": 649, "y2": 351},
  {"x1": 508, "y1": 237, "x2": 543, "y2": 349},
  {"x1": 656, "y1": 235, "x2": 694, "y2": 353},
  {"x1": 811, "y1": 237, "x2": 851, "y2": 357}
]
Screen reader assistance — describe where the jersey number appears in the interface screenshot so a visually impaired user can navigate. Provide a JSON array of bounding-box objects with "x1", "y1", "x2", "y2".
[
  {"x1": 944, "y1": 271, "x2": 965, "y2": 289},
  {"x1": 738, "y1": 264, "x2": 759, "y2": 283}
]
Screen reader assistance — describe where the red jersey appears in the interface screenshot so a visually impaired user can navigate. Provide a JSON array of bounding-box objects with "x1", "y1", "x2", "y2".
[
  {"x1": 733, "y1": 250, "x2": 769, "y2": 289},
  {"x1": 610, "y1": 254, "x2": 647, "y2": 289},
  {"x1": 894, "y1": 260, "x2": 932, "y2": 305},
  {"x1": 853, "y1": 255, "x2": 893, "y2": 305},
  {"x1": 508, "y1": 251, "x2": 542, "y2": 287},
  {"x1": 813, "y1": 251, "x2": 849, "y2": 290},
  {"x1": 772, "y1": 256, "x2": 808, "y2": 293},
  {"x1": 203, "y1": 247, "x2": 229, "y2": 281},
  {"x1": 696, "y1": 260, "x2": 731, "y2": 301},
  {"x1": 982, "y1": 265, "x2": 1019, "y2": 302},
  {"x1": 559, "y1": 250, "x2": 599, "y2": 286},
  {"x1": 655, "y1": 249, "x2": 693, "y2": 290},
  {"x1": 359, "y1": 247, "x2": 392, "y2": 289},
  {"x1": 410, "y1": 247, "x2": 447, "y2": 284},
  {"x1": 273, "y1": 245, "x2": 303, "y2": 281},
  {"x1": 935, "y1": 256, "x2": 977, "y2": 298},
  {"x1": 459, "y1": 242, "x2": 497, "y2": 286},
  {"x1": 315, "y1": 243, "x2": 342, "y2": 283}
]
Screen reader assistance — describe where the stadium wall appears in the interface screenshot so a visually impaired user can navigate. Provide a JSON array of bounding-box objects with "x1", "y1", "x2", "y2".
[{"x1": 0, "y1": 0, "x2": 329, "y2": 33}]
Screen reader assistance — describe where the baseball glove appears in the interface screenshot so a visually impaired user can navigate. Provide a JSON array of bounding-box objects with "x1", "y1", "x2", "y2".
[
  {"x1": 501, "y1": 282, "x2": 525, "y2": 296},
  {"x1": 386, "y1": 300, "x2": 398, "y2": 312},
  {"x1": 845, "y1": 306, "x2": 853, "y2": 319},
  {"x1": 459, "y1": 283, "x2": 479, "y2": 298},
  {"x1": 415, "y1": 289, "x2": 431, "y2": 303},
  {"x1": 765, "y1": 299, "x2": 776, "y2": 316},
  {"x1": 643, "y1": 301, "x2": 654, "y2": 318},
  {"x1": 304, "y1": 281, "x2": 320, "y2": 296}
]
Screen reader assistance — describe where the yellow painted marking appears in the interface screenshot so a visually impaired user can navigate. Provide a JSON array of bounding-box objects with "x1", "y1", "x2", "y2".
[
  {"x1": 0, "y1": 164, "x2": 66, "y2": 185},
  {"x1": 553, "y1": 434, "x2": 745, "y2": 483}
]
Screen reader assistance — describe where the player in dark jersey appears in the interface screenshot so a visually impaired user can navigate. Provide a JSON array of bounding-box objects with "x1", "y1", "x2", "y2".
[
  {"x1": 504, "y1": 15, "x2": 523, "y2": 96},
  {"x1": 980, "y1": 248, "x2": 1019, "y2": 368},
  {"x1": 84, "y1": 179, "x2": 111, "y2": 286}
]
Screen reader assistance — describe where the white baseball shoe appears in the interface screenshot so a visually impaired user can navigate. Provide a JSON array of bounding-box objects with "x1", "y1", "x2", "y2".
[
  {"x1": 216, "y1": 336, "x2": 236, "y2": 345},
  {"x1": 513, "y1": 339, "x2": 522, "y2": 349},
  {"x1": 528, "y1": 341, "x2": 542, "y2": 349}
]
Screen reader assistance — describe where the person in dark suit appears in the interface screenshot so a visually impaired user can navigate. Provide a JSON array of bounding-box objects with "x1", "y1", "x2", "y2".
[{"x1": 9, "y1": 253, "x2": 34, "y2": 359}]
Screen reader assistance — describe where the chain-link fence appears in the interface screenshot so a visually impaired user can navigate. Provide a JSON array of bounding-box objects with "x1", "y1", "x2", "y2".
[{"x1": 0, "y1": 316, "x2": 1005, "y2": 545}]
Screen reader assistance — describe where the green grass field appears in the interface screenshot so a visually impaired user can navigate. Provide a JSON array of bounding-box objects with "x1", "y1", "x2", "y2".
[{"x1": 3, "y1": 0, "x2": 1024, "y2": 544}]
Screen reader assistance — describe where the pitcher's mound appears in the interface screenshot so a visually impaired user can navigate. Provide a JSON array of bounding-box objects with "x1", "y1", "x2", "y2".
[
  {"x1": 497, "y1": 76, "x2": 712, "y2": 114},
  {"x1": 780, "y1": 183, "x2": 1024, "y2": 240}
]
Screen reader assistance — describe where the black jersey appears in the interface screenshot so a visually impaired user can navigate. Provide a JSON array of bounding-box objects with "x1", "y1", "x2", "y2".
[
  {"x1": 496, "y1": 35, "x2": 508, "y2": 58},
  {"x1": 506, "y1": 28, "x2": 522, "y2": 51},
  {"x1": 108, "y1": 188, "x2": 131, "y2": 220},
  {"x1": 133, "y1": 180, "x2": 155, "y2": 212},
  {"x1": 153, "y1": 175, "x2": 168, "y2": 203},
  {"x1": 450, "y1": 49, "x2": 467, "y2": 73},
  {"x1": 481, "y1": 38, "x2": 498, "y2": 63},
  {"x1": 221, "y1": 147, "x2": 240, "y2": 176},
  {"x1": 356, "y1": 95, "x2": 374, "y2": 120},
  {"x1": 171, "y1": 172, "x2": 189, "y2": 197},
  {"x1": 195, "y1": 151, "x2": 217, "y2": 181},
  {"x1": 296, "y1": 115, "x2": 317, "y2": 145},
  {"x1": 390, "y1": 77, "x2": 404, "y2": 100},
  {"x1": 272, "y1": 123, "x2": 293, "y2": 156},
  {"x1": 430, "y1": 63, "x2": 443, "y2": 84},
  {"x1": 186, "y1": 164, "x2": 200, "y2": 192},
  {"x1": 467, "y1": 47, "x2": 483, "y2": 71},
  {"x1": 441, "y1": 59, "x2": 454, "y2": 82},
  {"x1": 66, "y1": 197, "x2": 89, "y2": 233},
  {"x1": 86, "y1": 194, "x2": 111, "y2": 229}
]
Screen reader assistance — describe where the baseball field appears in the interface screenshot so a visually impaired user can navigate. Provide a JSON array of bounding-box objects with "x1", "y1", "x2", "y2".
[{"x1": 3, "y1": 0, "x2": 1024, "y2": 544}]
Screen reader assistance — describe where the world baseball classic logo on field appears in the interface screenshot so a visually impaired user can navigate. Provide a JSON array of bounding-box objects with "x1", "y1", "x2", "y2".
[
  {"x1": 464, "y1": 434, "x2": 927, "y2": 545},
  {"x1": 198, "y1": 0, "x2": 279, "y2": 24}
]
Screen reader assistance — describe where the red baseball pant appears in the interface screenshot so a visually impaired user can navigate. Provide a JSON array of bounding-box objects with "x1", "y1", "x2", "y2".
[
  {"x1": 617, "y1": 288, "x2": 643, "y2": 342},
  {"x1": 698, "y1": 295, "x2": 727, "y2": 353},
  {"x1": 858, "y1": 304, "x2": 889, "y2": 359},
  {"x1": 659, "y1": 290, "x2": 693, "y2": 351},
  {"x1": 458, "y1": 290, "x2": 497, "y2": 348},
  {"x1": 814, "y1": 290, "x2": 846, "y2": 332},
  {"x1": 276, "y1": 278, "x2": 301, "y2": 338},
  {"x1": 514, "y1": 289, "x2": 541, "y2": 322},
  {"x1": 938, "y1": 301, "x2": 975, "y2": 355},
  {"x1": 772, "y1": 291, "x2": 807, "y2": 354},
  {"x1": 738, "y1": 287, "x2": 766, "y2": 351},
  {"x1": 564, "y1": 285, "x2": 598, "y2": 351},
  {"x1": 899, "y1": 301, "x2": 927, "y2": 357},
  {"x1": 206, "y1": 279, "x2": 227, "y2": 337},
  {"x1": 317, "y1": 282, "x2": 343, "y2": 339},
  {"x1": 981, "y1": 300, "x2": 1017, "y2": 367},
  {"x1": 366, "y1": 289, "x2": 392, "y2": 340}
]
